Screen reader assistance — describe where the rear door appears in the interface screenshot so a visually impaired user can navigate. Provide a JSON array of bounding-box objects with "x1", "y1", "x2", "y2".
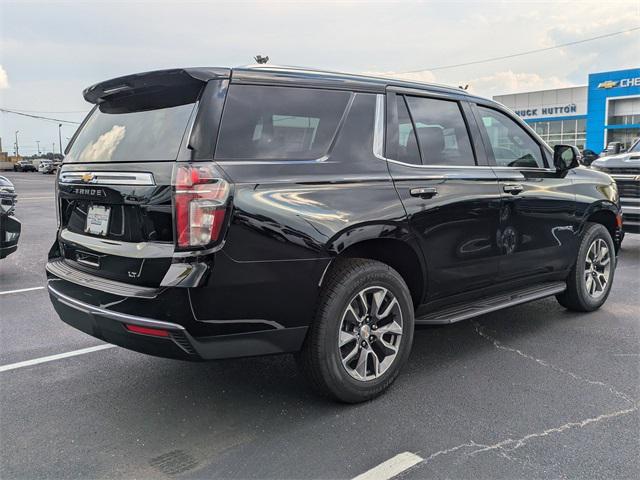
[
  {"x1": 55, "y1": 72, "x2": 228, "y2": 287},
  {"x1": 385, "y1": 89, "x2": 502, "y2": 301},
  {"x1": 471, "y1": 103, "x2": 578, "y2": 282}
]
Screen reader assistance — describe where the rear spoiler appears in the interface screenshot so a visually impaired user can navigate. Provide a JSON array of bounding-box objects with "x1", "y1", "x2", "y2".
[{"x1": 83, "y1": 67, "x2": 231, "y2": 104}]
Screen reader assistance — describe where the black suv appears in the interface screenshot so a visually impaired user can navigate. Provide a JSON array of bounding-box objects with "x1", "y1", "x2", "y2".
[{"x1": 47, "y1": 66, "x2": 622, "y2": 402}]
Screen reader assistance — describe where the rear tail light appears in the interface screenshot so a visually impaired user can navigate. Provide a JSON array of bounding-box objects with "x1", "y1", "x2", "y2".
[{"x1": 174, "y1": 163, "x2": 230, "y2": 249}]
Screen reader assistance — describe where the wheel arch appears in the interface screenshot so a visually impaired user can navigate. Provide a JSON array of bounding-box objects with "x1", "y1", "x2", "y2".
[
  {"x1": 323, "y1": 237, "x2": 426, "y2": 307},
  {"x1": 581, "y1": 203, "x2": 621, "y2": 252}
]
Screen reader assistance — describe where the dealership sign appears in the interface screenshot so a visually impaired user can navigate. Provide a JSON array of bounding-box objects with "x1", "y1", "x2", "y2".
[
  {"x1": 597, "y1": 77, "x2": 640, "y2": 89},
  {"x1": 514, "y1": 103, "x2": 578, "y2": 119}
]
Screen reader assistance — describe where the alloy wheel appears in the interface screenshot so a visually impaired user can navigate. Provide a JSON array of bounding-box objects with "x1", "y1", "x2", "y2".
[
  {"x1": 584, "y1": 238, "x2": 611, "y2": 298},
  {"x1": 338, "y1": 286, "x2": 403, "y2": 381}
]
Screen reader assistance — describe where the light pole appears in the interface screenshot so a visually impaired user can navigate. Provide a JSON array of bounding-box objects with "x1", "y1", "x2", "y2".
[
  {"x1": 14, "y1": 130, "x2": 19, "y2": 157},
  {"x1": 52, "y1": 142, "x2": 55, "y2": 157},
  {"x1": 36, "y1": 140, "x2": 41, "y2": 155},
  {"x1": 58, "y1": 124, "x2": 63, "y2": 156}
]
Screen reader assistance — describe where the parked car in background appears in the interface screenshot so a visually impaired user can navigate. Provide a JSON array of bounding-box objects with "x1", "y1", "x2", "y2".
[
  {"x1": 13, "y1": 160, "x2": 37, "y2": 172},
  {"x1": 38, "y1": 160, "x2": 57, "y2": 174},
  {"x1": 581, "y1": 149, "x2": 599, "y2": 166},
  {"x1": 46, "y1": 66, "x2": 622, "y2": 402},
  {"x1": 591, "y1": 138, "x2": 640, "y2": 233},
  {"x1": 601, "y1": 142, "x2": 625, "y2": 157},
  {"x1": 0, "y1": 176, "x2": 21, "y2": 259}
]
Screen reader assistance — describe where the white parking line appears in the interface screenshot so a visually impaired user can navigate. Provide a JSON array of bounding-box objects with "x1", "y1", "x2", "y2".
[
  {"x1": 352, "y1": 452, "x2": 423, "y2": 480},
  {"x1": 18, "y1": 196, "x2": 55, "y2": 200},
  {"x1": 0, "y1": 286, "x2": 45, "y2": 295},
  {"x1": 0, "y1": 344, "x2": 116, "y2": 373}
]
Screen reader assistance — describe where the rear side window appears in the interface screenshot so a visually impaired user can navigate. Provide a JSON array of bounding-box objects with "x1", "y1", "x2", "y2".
[
  {"x1": 215, "y1": 85, "x2": 351, "y2": 160},
  {"x1": 65, "y1": 94, "x2": 197, "y2": 163},
  {"x1": 405, "y1": 96, "x2": 475, "y2": 166}
]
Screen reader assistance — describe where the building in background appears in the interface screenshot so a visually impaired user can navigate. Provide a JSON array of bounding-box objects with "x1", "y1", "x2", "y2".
[{"x1": 493, "y1": 67, "x2": 640, "y2": 153}]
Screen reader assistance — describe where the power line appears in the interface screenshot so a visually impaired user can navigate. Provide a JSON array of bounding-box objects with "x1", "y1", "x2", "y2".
[
  {"x1": 399, "y1": 26, "x2": 640, "y2": 73},
  {"x1": 2, "y1": 108, "x2": 89, "y2": 114},
  {"x1": 0, "y1": 108, "x2": 82, "y2": 124}
]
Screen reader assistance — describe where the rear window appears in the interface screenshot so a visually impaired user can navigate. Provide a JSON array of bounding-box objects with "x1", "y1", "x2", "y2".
[
  {"x1": 65, "y1": 101, "x2": 195, "y2": 163},
  {"x1": 215, "y1": 85, "x2": 351, "y2": 160}
]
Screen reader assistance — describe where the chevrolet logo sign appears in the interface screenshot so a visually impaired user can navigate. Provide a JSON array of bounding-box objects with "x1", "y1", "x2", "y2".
[
  {"x1": 597, "y1": 80, "x2": 619, "y2": 89},
  {"x1": 81, "y1": 173, "x2": 95, "y2": 183}
]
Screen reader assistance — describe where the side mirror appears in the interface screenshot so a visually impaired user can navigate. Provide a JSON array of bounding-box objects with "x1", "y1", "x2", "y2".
[{"x1": 553, "y1": 144, "x2": 581, "y2": 171}]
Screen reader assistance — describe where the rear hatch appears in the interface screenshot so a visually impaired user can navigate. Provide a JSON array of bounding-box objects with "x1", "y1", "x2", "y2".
[{"x1": 55, "y1": 69, "x2": 228, "y2": 287}]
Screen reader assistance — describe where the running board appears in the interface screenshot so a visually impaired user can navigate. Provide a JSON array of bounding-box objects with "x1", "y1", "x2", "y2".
[{"x1": 415, "y1": 282, "x2": 567, "y2": 325}]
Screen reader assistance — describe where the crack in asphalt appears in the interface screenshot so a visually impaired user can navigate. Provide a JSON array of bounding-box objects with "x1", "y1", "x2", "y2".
[
  {"x1": 403, "y1": 321, "x2": 639, "y2": 476},
  {"x1": 472, "y1": 321, "x2": 636, "y2": 405}
]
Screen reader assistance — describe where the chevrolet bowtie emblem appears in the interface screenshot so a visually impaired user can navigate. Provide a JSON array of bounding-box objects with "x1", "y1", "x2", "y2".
[
  {"x1": 81, "y1": 173, "x2": 95, "y2": 183},
  {"x1": 597, "y1": 80, "x2": 619, "y2": 89}
]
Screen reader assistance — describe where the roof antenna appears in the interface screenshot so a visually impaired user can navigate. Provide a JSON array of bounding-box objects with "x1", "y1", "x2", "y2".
[
  {"x1": 458, "y1": 84, "x2": 469, "y2": 90},
  {"x1": 254, "y1": 55, "x2": 269, "y2": 64}
]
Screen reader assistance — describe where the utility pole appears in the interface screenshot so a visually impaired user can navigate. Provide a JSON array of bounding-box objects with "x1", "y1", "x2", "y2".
[
  {"x1": 36, "y1": 140, "x2": 41, "y2": 155},
  {"x1": 15, "y1": 130, "x2": 19, "y2": 157},
  {"x1": 58, "y1": 124, "x2": 63, "y2": 155}
]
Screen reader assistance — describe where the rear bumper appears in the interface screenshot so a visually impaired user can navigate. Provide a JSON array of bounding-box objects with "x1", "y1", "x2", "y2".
[{"x1": 47, "y1": 280, "x2": 308, "y2": 361}]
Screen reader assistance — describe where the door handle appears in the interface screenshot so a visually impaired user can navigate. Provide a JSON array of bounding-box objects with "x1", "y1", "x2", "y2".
[
  {"x1": 410, "y1": 187, "x2": 438, "y2": 198},
  {"x1": 503, "y1": 184, "x2": 524, "y2": 194}
]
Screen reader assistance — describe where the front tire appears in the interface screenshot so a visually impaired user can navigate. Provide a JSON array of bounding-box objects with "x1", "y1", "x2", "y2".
[
  {"x1": 297, "y1": 258, "x2": 414, "y2": 403},
  {"x1": 556, "y1": 222, "x2": 616, "y2": 312}
]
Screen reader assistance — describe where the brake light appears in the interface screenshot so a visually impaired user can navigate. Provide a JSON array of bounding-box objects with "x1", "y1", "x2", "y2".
[{"x1": 174, "y1": 163, "x2": 230, "y2": 249}]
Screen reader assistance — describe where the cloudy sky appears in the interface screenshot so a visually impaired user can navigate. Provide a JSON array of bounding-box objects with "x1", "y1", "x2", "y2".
[{"x1": 1, "y1": 0, "x2": 639, "y2": 156}]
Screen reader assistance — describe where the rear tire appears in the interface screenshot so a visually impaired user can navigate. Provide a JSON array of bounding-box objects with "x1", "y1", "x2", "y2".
[
  {"x1": 297, "y1": 258, "x2": 414, "y2": 403},
  {"x1": 556, "y1": 222, "x2": 616, "y2": 312}
]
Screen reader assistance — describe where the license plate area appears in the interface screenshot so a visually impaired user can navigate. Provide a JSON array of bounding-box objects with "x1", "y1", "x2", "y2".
[{"x1": 85, "y1": 205, "x2": 111, "y2": 236}]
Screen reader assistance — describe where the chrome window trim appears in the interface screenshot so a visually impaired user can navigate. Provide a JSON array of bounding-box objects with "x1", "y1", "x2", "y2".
[
  {"x1": 375, "y1": 93, "x2": 514, "y2": 171},
  {"x1": 212, "y1": 156, "x2": 330, "y2": 166},
  {"x1": 492, "y1": 166, "x2": 559, "y2": 173},
  {"x1": 59, "y1": 171, "x2": 156, "y2": 186},
  {"x1": 386, "y1": 158, "x2": 495, "y2": 170}
]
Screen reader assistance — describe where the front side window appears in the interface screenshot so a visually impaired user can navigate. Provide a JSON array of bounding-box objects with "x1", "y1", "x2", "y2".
[
  {"x1": 395, "y1": 96, "x2": 421, "y2": 165},
  {"x1": 406, "y1": 96, "x2": 475, "y2": 166},
  {"x1": 215, "y1": 85, "x2": 351, "y2": 160},
  {"x1": 477, "y1": 106, "x2": 545, "y2": 168}
]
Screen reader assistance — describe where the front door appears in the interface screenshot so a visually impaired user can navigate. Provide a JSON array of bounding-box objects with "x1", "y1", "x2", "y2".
[
  {"x1": 471, "y1": 104, "x2": 578, "y2": 282},
  {"x1": 385, "y1": 91, "x2": 502, "y2": 301}
]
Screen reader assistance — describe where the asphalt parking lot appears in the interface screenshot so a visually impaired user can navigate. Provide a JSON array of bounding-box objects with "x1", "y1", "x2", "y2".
[{"x1": 0, "y1": 170, "x2": 638, "y2": 480}]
